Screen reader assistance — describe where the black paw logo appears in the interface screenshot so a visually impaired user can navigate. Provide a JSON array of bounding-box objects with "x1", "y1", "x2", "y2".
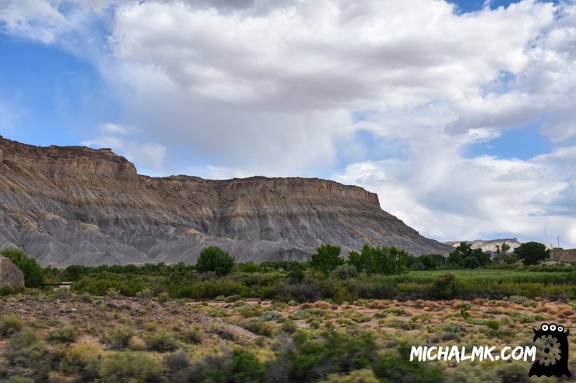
[{"x1": 529, "y1": 323, "x2": 571, "y2": 377}]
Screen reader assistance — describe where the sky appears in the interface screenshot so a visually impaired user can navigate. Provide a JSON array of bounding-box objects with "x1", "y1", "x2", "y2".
[{"x1": 1, "y1": 0, "x2": 576, "y2": 248}]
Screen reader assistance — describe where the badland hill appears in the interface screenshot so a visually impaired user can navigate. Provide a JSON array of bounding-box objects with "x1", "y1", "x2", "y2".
[{"x1": 0, "y1": 136, "x2": 452, "y2": 266}]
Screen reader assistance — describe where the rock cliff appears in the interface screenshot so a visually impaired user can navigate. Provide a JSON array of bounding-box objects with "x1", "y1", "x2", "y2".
[
  {"x1": 0, "y1": 256, "x2": 25, "y2": 288},
  {"x1": 0, "y1": 136, "x2": 452, "y2": 266}
]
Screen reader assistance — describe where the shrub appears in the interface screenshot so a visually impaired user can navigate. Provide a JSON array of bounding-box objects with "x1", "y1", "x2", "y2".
[
  {"x1": 330, "y1": 264, "x2": 358, "y2": 280},
  {"x1": 372, "y1": 342, "x2": 444, "y2": 383},
  {"x1": 59, "y1": 342, "x2": 102, "y2": 375},
  {"x1": 445, "y1": 362, "x2": 498, "y2": 383},
  {"x1": 0, "y1": 314, "x2": 24, "y2": 338},
  {"x1": 280, "y1": 319, "x2": 298, "y2": 334},
  {"x1": 163, "y1": 349, "x2": 191, "y2": 373},
  {"x1": 146, "y1": 332, "x2": 179, "y2": 353},
  {"x1": 181, "y1": 328, "x2": 202, "y2": 344},
  {"x1": 496, "y1": 361, "x2": 530, "y2": 383},
  {"x1": 486, "y1": 320, "x2": 500, "y2": 330},
  {"x1": 0, "y1": 248, "x2": 44, "y2": 288},
  {"x1": 229, "y1": 348, "x2": 266, "y2": 382},
  {"x1": 431, "y1": 272, "x2": 460, "y2": 299},
  {"x1": 261, "y1": 310, "x2": 284, "y2": 322},
  {"x1": 5, "y1": 330, "x2": 49, "y2": 370},
  {"x1": 48, "y1": 324, "x2": 78, "y2": 344},
  {"x1": 98, "y1": 351, "x2": 164, "y2": 383},
  {"x1": 238, "y1": 319, "x2": 276, "y2": 337},
  {"x1": 103, "y1": 325, "x2": 133, "y2": 350},
  {"x1": 320, "y1": 368, "x2": 380, "y2": 383}
]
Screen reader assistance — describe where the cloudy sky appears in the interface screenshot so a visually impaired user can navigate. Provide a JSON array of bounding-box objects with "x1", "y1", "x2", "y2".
[{"x1": 1, "y1": 0, "x2": 575, "y2": 248}]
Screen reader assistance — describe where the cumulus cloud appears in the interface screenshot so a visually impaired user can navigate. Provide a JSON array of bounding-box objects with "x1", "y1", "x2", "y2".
[{"x1": 2, "y1": 0, "x2": 576, "y2": 246}]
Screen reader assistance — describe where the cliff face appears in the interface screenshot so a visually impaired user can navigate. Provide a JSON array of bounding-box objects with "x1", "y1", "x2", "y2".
[{"x1": 0, "y1": 137, "x2": 452, "y2": 266}]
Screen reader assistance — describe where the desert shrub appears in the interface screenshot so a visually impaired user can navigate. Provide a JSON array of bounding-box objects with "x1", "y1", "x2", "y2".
[
  {"x1": 209, "y1": 307, "x2": 230, "y2": 317},
  {"x1": 181, "y1": 328, "x2": 202, "y2": 344},
  {"x1": 5, "y1": 330, "x2": 50, "y2": 381},
  {"x1": 146, "y1": 332, "x2": 179, "y2": 353},
  {"x1": 507, "y1": 295, "x2": 527, "y2": 304},
  {"x1": 238, "y1": 319, "x2": 276, "y2": 337},
  {"x1": 330, "y1": 264, "x2": 358, "y2": 280},
  {"x1": 431, "y1": 272, "x2": 460, "y2": 299},
  {"x1": 235, "y1": 304, "x2": 264, "y2": 318},
  {"x1": 98, "y1": 351, "x2": 164, "y2": 383},
  {"x1": 320, "y1": 368, "x2": 379, "y2": 383},
  {"x1": 59, "y1": 342, "x2": 102, "y2": 376},
  {"x1": 496, "y1": 361, "x2": 530, "y2": 383},
  {"x1": 276, "y1": 329, "x2": 378, "y2": 382},
  {"x1": 261, "y1": 310, "x2": 284, "y2": 322},
  {"x1": 486, "y1": 320, "x2": 500, "y2": 330},
  {"x1": 48, "y1": 324, "x2": 78, "y2": 344},
  {"x1": 229, "y1": 348, "x2": 266, "y2": 382},
  {"x1": 137, "y1": 288, "x2": 153, "y2": 298},
  {"x1": 225, "y1": 294, "x2": 243, "y2": 302},
  {"x1": 444, "y1": 362, "x2": 499, "y2": 383},
  {"x1": 163, "y1": 349, "x2": 191, "y2": 373},
  {"x1": 157, "y1": 291, "x2": 170, "y2": 302},
  {"x1": 280, "y1": 319, "x2": 298, "y2": 334},
  {"x1": 372, "y1": 342, "x2": 444, "y2": 383},
  {"x1": 277, "y1": 282, "x2": 321, "y2": 302},
  {"x1": 333, "y1": 287, "x2": 359, "y2": 305},
  {"x1": 0, "y1": 314, "x2": 24, "y2": 338},
  {"x1": 103, "y1": 325, "x2": 133, "y2": 350},
  {"x1": 188, "y1": 348, "x2": 265, "y2": 383}
]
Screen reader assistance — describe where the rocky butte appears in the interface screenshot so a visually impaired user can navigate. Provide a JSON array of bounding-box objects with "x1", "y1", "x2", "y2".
[{"x1": 0, "y1": 136, "x2": 452, "y2": 267}]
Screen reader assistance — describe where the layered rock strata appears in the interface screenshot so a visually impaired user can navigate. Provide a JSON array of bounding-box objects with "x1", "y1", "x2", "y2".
[{"x1": 0, "y1": 136, "x2": 452, "y2": 266}]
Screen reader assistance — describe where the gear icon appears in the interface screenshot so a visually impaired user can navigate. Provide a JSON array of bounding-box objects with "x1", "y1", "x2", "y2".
[{"x1": 536, "y1": 335, "x2": 562, "y2": 366}]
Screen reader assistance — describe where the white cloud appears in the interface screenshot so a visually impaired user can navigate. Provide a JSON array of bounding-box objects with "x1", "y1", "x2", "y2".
[
  {"x1": 83, "y1": 123, "x2": 166, "y2": 171},
  {"x1": 2, "y1": 0, "x2": 576, "y2": 247}
]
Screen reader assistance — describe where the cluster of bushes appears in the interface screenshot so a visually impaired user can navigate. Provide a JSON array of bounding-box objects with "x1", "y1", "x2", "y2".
[
  {"x1": 2, "y1": 242, "x2": 575, "y2": 302},
  {"x1": 0, "y1": 309, "x2": 448, "y2": 383},
  {"x1": 185, "y1": 329, "x2": 444, "y2": 383}
]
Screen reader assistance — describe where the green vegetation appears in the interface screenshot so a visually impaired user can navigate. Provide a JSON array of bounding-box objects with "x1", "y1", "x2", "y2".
[
  {"x1": 0, "y1": 248, "x2": 44, "y2": 288},
  {"x1": 311, "y1": 244, "x2": 345, "y2": 274},
  {"x1": 196, "y1": 246, "x2": 236, "y2": 276},
  {"x1": 514, "y1": 241, "x2": 550, "y2": 265},
  {"x1": 1, "y1": 242, "x2": 574, "y2": 381}
]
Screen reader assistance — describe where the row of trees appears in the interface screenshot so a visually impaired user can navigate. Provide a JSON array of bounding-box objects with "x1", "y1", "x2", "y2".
[
  {"x1": 0, "y1": 240, "x2": 553, "y2": 289},
  {"x1": 311, "y1": 244, "x2": 410, "y2": 276}
]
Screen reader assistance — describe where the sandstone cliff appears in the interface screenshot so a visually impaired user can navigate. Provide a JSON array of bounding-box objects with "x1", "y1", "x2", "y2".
[{"x1": 0, "y1": 136, "x2": 452, "y2": 266}]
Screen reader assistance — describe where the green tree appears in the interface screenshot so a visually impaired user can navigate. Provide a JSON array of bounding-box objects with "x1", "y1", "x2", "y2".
[
  {"x1": 310, "y1": 244, "x2": 344, "y2": 275},
  {"x1": 196, "y1": 246, "x2": 235, "y2": 276},
  {"x1": 348, "y1": 245, "x2": 409, "y2": 275},
  {"x1": 447, "y1": 242, "x2": 491, "y2": 269},
  {"x1": 421, "y1": 256, "x2": 437, "y2": 270},
  {"x1": 0, "y1": 248, "x2": 44, "y2": 288},
  {"x1": 514, "y1": 242, "x2": 550, "y2": 266}
]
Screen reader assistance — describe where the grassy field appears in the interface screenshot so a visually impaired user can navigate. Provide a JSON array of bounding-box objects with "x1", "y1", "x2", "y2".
[{"x1": 0, "y1": 269, "x2": 576, "y2": 383}]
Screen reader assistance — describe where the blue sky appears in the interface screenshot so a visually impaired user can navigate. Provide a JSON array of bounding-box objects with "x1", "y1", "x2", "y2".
[{"x1": 1, "y1": 0, "x2": 576, "y2": 248}]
